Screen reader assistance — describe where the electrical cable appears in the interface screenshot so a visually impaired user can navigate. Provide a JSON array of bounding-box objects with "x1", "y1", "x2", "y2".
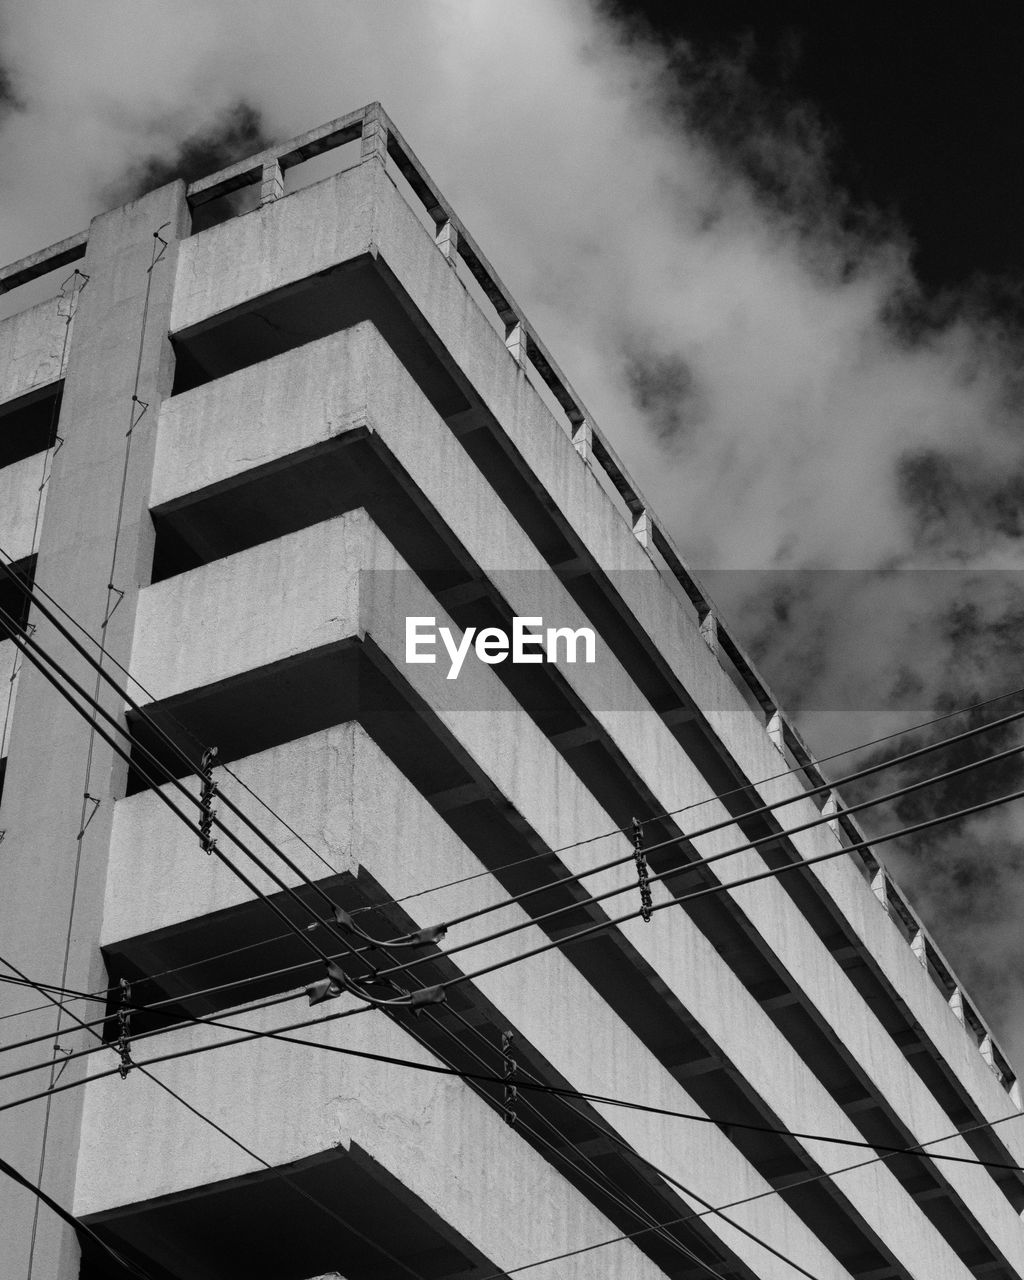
[
  {"x1": 0, "y1": 601, "x2": 419, "y2": 1012},
  {"x1": 350, "y1": 706, "x2": 1024, "y2": 948},
  {"x1": 5, "y1": 573, "x2": 1024, "y2": 1031},
  {"x1": 10, "y1": 957, "x2": 1024, "y2": 1280},
  {"x1": 0, "y1": 587, "x2": 435, "y2": 1012},
  {"x1": 5, "y1": 542, "x2": 1024, "y2": 950},
  {"x1": 0, "y1": 956, "x2": 428, "y2": 1280},
  {"x1": 0, "y1": 1152, "x2": 165, "y2": 1280},
  {"x1": 3, "y1": 727, "x2": 1024, "y2": 1080},
  {"x1": 5, "y1": 960, "x2": 1023, "y2": 1178},
  {"x1": 4, "y1": 572, "x2": 1023, "y2": 1271}
]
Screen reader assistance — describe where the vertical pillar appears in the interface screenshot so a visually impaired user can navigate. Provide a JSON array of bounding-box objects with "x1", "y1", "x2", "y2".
[
  {"x1": 632, "y1": 508, "x2": 652, "y2": 551},
  {"x1": 435, "y1": 219, "x2": 458, "y2": 265},
  {"x1": 871, "y1": 869, "x2": 890, "y2": 915},
  {"x1": 821, "y1": 792, "x2": 842, "y2": 838},
  {"x1": 697, "y1": 608, "x2": 721, "y2": 660},
  {"x1": 910, "y1": 929, "x2": 928, "y2": 968},
  {"x1": 505, "y1": 319, "x2": 526, "y2": 367},
  {"x1": 260, "y1": 159, "x2": 284, "y2": 205},
  {"x1": 766, "y1": 710, "x2": 785, "y2": 754},
  {"x1": 360, "y1": 102, "x2": 388, "y2": 166},
  {"x1": 0, "y1": 180, "x2": 190, "y2": 1280},
  {"x1": 571, "y1": 419, "x2": 593, "y2": 463}
]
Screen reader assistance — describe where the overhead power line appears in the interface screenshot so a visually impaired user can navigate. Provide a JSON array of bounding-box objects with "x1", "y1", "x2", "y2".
[
  {"x1": 4, "y1": 958, "x2": 1023, "y2": 1179},
  {"x1": 4, "y1": 567, "x2": 1023, "y2": 1274},
  {"x1": 0, "y1": 598, "x2": 435, "y2": 1015},
  {"x1": 3, "y1": 691, "x2": 1024, "y2": 1094},
  {"x1": 3, "y1": 717, "x2": 1023, "y2": 1079},
  {"x1": 7, "y1": 953, "x2": 1024, "y2": 1280},
  {"x1": 4, "y1": 549, "x2": 1024, "y2": 979},
  {"x1": 0, "y1": 1153, "x2": 163, "y2": 1280},
  {"x1": 5, "y1": 537, "x2": 1023, "y2": 927},
  {"x1": 4, "y1": 576, "x2": 1024, "y2": 1045}
]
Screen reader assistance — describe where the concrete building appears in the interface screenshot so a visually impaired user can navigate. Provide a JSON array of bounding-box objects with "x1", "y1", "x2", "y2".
[{"x1": 1, "y1": 102, "x2": 1022, "y2": 1280}]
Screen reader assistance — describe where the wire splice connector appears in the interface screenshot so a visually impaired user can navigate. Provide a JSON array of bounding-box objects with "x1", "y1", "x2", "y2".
[
  {"x1": 305, "y1": 961, "x2": 348, "y2": 1007},
  {"x1": 115, "y1": 978, "x2": 133, "y2": 1079},
  {"x1": 501, "y1": 1029, "x2": 518, "y2": 1126},
  {"x1": 330, "y1": 905, "x2": 448, "y2": 949},
  {"x1": 198, "y1": 748, "x2": 219, "y2": 856},
  {"x1": 632, "y1": 817, "x2": 653, "y2": 923}
]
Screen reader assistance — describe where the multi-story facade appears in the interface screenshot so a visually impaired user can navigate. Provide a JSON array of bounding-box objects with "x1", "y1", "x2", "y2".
[{"x1": 0, "y1": 102, "x2": 1022, "y2": 1280}]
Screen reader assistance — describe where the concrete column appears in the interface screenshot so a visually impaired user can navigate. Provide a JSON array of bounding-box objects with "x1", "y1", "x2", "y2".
[
  {"x1": 571, "y1": 419, "x2": 593, "y2": 462},
  {"x1": 435, "y1": 218, "x2": 458, "y2": 265},
  {"x1": 260, "y1": 159, "x2": 285, "y2": 205},
  {"x1": 632, "y1": 508, "x2": 651, "y2": 551},
  {"x1": 504, "y1": 319, "x2": 526, "y2": 367},
  {"x1": 360, "y1": 102, "x2": 388, "y2": 165},
  {"x1": 821, "y1": 791, "x2": 841, "y2": 838},
  {"x1": 871, "y1": 869, "x2": 890, "y2": 914},
  {"x1": 0, "y1": 179, "x2": 189, "y2": 1280},
  {"x1": 697, "y1": 608, "x2": 721, "y2": 660},
  {"x1": 766, "y1": 710, "x2": 785, "y2": 754}
]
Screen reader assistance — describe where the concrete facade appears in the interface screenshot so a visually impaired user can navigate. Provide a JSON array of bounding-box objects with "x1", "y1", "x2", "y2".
[{"x1": 0, "y1": 103, "x2": 1022, "y2": 1280}]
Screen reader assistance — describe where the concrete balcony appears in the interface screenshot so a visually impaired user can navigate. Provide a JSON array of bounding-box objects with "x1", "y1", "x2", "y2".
[
  {"x1": 0, "y1": 295, "x2": 68, "y2": 408},
  {"x1": 119, "y1": 514, "x2": 1019, "y2": 1278},
  {"x1": 74, "y1": 1001, "x2": 675, "y2": 1280},
  {"x1": 164, "y1": 157, "x2": 1024, "y2": 1146},
  {"x1": 147, "y1": 314, "x2": 1024, "y2": 1228},
  {"x1": 98, "y1": 724, "x2": 857, "y2": 1280}
]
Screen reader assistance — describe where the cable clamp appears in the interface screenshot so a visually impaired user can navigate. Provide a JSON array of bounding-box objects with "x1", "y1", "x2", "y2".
[
  {"x1": 53, "y1": 1044, "x2": 73, "y2": 1084},
  {"x1": 632, "y1": 816, "x2": 653, "y2": 923},
  {"x1": 148, "y1": 223, "x2": 170, "y2": 272},
  {"x1": 199, "y1": 747, "x2": 219, "y2": 855},
  {"x1": 501, "y1": 1029, "x2": 518, "y2": 1126},
  {"x1": 115, "y1": 978, "x2": 134, "y2": 1079},
  {"x1": 101, "y1": 584, "x2": 125, "y2": 627},
  {"x1": 77, "y1": 793, "x2": 101, "y2": 841},
  {"x1": 127, "y1": 395, "x2": 150, "y2": 437},
  {"x1": 408, "y1": 985, "x2": 446, "y2": 1012}
]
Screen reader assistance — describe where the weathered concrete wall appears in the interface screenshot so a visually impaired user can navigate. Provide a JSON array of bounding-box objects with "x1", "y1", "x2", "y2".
[
  {"x1": 0, "y1": 451, "x2": 45, "y2": 563},
  {"x1": 120, "y1": 511, "x2": 1011, "y2": 1277},
  {"x1": 145, "y1": 317, "x2": 1024, "y2": 1260},
  {"x1": 166, "y1": 161, "x2": 1020, "y2": 1139},
  {"x1": 0, "y1": 638, "x2": 19, "y2": 759},
  {"x1": 0, "y1": 295, "x2": 68, "y2": 407},
  {"x1": 0, "y1": 182, "x2": 189, "y2": 1280},
  {"x1": 93, "y1": 731, "x2": 856, "y2": 1280},
  {"x1": 75, "y1": 1003, "x2": 678, "y2": 1280}
]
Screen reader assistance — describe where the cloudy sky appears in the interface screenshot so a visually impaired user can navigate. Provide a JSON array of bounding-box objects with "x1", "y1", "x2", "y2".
[{"x1": 2, "y1": 1, "x2": 1024, "y2": 1065}]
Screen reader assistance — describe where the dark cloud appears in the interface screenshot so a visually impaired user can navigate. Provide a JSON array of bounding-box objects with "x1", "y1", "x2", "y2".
[
  {"x1": 898, "y1": 450, "x2": 1024, "y2": 552},
  {"x1": 101, "y1": 100, "x2": 270, "y2": 210},
  {"x1": 624, "y1": 350, "x2": 706, "y2": 444}
]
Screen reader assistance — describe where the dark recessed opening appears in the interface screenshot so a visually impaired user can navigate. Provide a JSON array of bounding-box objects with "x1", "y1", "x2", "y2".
[
  {"x1": 0, "y1": 381, "x2": 63, "y2": 470},
  {"x1": 0, "y1": 555, "x2": 36, "y2": 641},
  {"x1": 170, "y1": 255, "x2": 469, "y2": 425},
  {"x1": 80, "y1": 1143, "x2": 504, "y2": 1280}
]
